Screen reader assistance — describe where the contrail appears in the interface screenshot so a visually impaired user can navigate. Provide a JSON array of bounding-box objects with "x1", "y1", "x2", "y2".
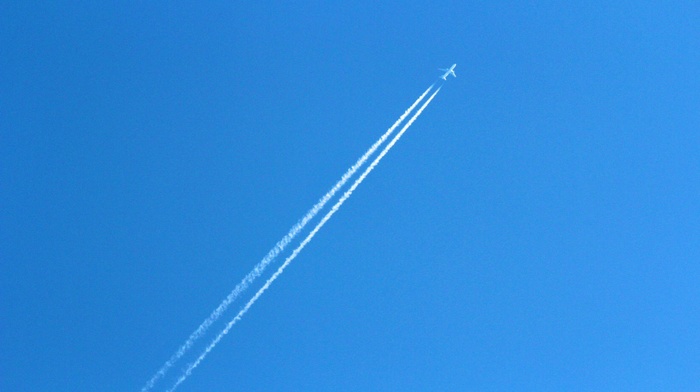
[
  {"x1": 166, "y1": 86, "x2": 441, "y2": 392},
  {"x1": 140, "y1": 85, "x2": 434, "y2": 392}
]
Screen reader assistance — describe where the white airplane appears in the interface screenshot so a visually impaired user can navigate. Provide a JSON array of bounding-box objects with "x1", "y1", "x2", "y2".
[{"x1": 439, "y1": 64, "x2": 457, "y2": 80}]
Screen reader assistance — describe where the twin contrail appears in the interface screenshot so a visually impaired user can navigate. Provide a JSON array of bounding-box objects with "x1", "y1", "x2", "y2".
[
  {"x1": 140, "y1": 85, "x2": 435, "y2": 392},
  {"x1": 166, "y1": 86, "x2": 441, "y2": 392}
]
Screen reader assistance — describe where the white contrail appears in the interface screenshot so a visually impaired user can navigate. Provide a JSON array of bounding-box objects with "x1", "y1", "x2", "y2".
[
  {"x1": 166, "y1": 86, "x2": 441, "y2": 392},
  {"x1": 140, "y1": 85, "x2": 434, "y2": 392}
]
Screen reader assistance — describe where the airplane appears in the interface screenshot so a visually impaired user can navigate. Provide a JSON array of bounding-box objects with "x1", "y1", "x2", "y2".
[{"x1": 439, "y1": 64, "x2": 457, "y2": 80}]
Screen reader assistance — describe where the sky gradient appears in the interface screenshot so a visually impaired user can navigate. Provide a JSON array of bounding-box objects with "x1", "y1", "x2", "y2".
[{"x1": 2, "y1": 2, "x2": 699, "y2": 391}]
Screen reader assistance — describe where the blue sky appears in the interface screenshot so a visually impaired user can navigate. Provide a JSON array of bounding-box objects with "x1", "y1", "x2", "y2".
[{"x1": 2, "y1": 2, "x2": 699, "y2": 391}]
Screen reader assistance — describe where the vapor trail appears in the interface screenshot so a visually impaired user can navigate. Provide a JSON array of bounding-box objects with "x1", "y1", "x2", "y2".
[
  {"x1": 140, "y1": 85, "x2": 434, "y2": 392},
  {"x1": 166, "y1": 87, "x2": 441, "y2": 392}
]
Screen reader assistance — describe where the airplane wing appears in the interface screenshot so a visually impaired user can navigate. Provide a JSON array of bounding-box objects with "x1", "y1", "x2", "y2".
[{"x1": 438, "y1": 64, "x2": 457, "y2": 79}]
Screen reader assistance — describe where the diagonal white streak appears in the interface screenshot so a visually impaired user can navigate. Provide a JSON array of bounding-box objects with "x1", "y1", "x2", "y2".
[
  {"x1": 166, "y1": 86, "x2": 441, "y2": 392},
  {"x1": 140, "y1": 84, "x2": 434, "y2": 392}
]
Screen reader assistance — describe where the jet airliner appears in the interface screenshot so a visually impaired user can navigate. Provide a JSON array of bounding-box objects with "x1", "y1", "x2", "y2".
[{"x1": 439, "y1": 64, "x2": 457, "y2": 80}]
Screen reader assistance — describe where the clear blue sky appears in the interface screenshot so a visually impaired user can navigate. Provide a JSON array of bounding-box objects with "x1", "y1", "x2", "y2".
[{"x1": 2, "y1": 2, "x2": 699, "y2": 391}]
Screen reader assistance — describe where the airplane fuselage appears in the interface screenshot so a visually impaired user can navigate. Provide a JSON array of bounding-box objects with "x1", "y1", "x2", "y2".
[{"x1": 439, "y1": 64, "x2": 457, "y2": 80}]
